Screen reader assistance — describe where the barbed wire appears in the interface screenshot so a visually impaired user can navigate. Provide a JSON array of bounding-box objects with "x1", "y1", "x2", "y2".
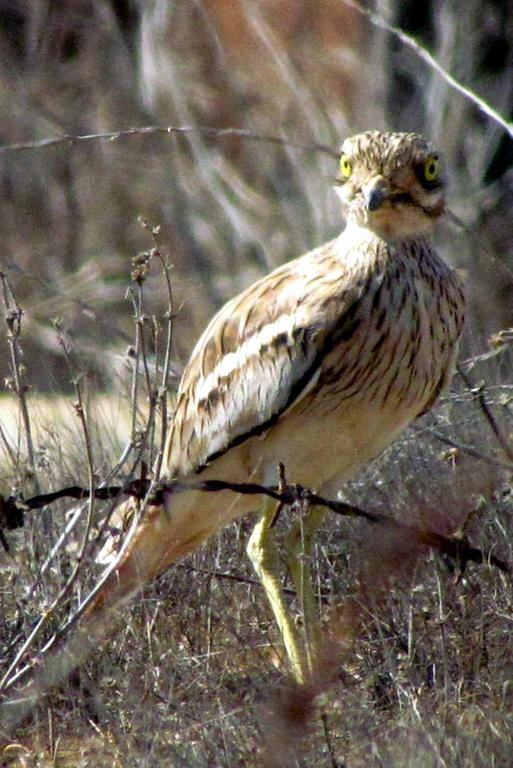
[{"x1": 1, "y1": 474, "x2": 509, "y2": 573}]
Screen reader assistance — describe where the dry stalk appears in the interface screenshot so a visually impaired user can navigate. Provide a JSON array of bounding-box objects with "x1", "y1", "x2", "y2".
[
  {"x1": 0, "y1": 337, "x2": 98, "y2": 693},
  {"x1": 138, "y1": 218, "x2": 176, "y2": 484},
  {"x1": 0, "y1": 271, "x2": 39, "y2": 492},
  {"x1": 457, "y1": 366, "x2": 513, "y2": 466}
]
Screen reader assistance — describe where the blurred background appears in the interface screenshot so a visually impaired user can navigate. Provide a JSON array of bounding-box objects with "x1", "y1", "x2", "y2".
[{"x1": 0, "y1": 0, "x2": 512, "y2": 393}]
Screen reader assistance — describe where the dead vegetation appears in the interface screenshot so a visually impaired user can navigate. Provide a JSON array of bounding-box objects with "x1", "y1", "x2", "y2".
[{"x1": 1, "y1": 1, "x2": 513, "y2": 766}]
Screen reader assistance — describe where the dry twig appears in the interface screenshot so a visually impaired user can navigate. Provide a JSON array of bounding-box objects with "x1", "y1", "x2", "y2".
[
  {"x1": 341, "y1": 0, "x2": 513, "y2": 139},
  {"x1": 0, "y1": 126, "x2": 338, "y2": 158}
]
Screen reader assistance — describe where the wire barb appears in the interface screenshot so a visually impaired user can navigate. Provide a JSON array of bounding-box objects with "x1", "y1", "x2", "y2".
[{"x1": 1, "y1": 474, "x2": 509, "y2": 573}]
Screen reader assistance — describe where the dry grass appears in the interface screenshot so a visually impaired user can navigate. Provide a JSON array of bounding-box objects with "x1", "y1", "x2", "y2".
[
  {"x1": 1, "y1": 1, "x2": 513, "y2": 766},
  {"x1": 1, "y1": 368, "x2": 513, "y2": 765}
]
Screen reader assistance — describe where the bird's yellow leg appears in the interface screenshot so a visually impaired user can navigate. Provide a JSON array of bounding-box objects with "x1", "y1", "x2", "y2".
[
  {"x1": 247, "y1": 495, "x2": 307, "y2": 684},
  {"x1": 286, "y1": 506, "x2": 326, "y2": 675}
]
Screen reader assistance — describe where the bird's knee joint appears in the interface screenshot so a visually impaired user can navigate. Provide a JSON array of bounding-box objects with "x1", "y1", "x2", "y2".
[{"x1": 247, "y1": 528, "x2": 277, "y2": 574}]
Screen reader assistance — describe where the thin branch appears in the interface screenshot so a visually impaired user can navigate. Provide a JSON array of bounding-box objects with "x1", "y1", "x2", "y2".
[
  {"x1": 60, "y1": 341, "x2": 97, "y2": 573},
  {"x1": 126, "y1": 286, "x2": 142, "y2": 444},
  {"x1": 0, "y1": 420, "x2": 17, "y2": 471},
  {"x1": 0, "y1": 6, "x2": 509, "y2": 166},
  {"x1": 138, "y1": 219, "x2": 176, "y2": 483},
  {"x1": 457, "y1": 366, "x2": 513, "y2": 466},
  {"x1": 179, "y1": 563, "x2": 297, "y2": 597},
  {"x1": 0, "y1": 125, "x2": 339, "y2": 158},
  {"x1": 341, "y1": 0, "x2": 513, "y2": 140},
  {"x1": 460, "y1": 328, "x2": 513, "y2": 370},
  {"x1": 415, "y1": 425, "x2": 513, "y2": 472}
]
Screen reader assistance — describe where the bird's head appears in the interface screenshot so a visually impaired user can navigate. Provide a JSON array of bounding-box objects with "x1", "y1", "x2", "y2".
[{"x1": 335, "y1": 131, "x2": 446, "y2": 240}]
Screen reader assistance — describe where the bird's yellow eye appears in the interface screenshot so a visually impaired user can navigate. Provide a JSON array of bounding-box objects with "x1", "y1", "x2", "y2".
[
  {"x1": 422, "y1": 155, "x2": 439, "y2": 183},
  {"x1": 339, "y1": 154, "x2": 352, "y2": 179}
]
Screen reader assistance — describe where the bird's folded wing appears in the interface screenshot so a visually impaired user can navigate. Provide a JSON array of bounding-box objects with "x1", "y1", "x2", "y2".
[{"x1": 164, "y1": 242, "x2": 360, "y2": 476}]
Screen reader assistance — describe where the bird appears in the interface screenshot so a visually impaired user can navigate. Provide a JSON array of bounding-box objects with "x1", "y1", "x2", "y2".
[{"x1": 2, "y1": 130, "x2": 465, "y2": 717}]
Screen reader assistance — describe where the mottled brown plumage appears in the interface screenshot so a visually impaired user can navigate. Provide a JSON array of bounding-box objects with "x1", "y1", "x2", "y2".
[
  {"x1": 98, "y1": 130, "x2": 465, "y2": 607},
  {"x1": 4, "y1": 131, "x2": 465, "y2": 714},
  {"x1": 82, "y1": 130, "x2": 463, "y2": 621}
]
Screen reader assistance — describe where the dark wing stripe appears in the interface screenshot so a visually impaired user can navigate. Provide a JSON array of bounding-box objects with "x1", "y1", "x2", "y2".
[
  {"x1": 195, "y1": 339, "x2": 324, "y2": 473},
  {"x1": 195, "y1": 298, "x2": 366, "y2": 474}
]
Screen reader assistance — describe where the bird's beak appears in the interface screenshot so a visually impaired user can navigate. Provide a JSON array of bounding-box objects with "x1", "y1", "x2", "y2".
[{"x1": 362, "y1": 176, "x2": 390, "y2": 212}]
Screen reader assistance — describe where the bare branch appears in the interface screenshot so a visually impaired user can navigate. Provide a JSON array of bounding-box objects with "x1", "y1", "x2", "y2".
[
  {"x1": 457, "y1": 366, "x2": 513, "y2": 466},
  {"x1": 341, "y1": 0, "x2": 513, "y2": 140},
  {"x1": 137, "y1": 220, "x2": 176, "y2": 483},
  {"x1": 419, "y1": 425, "x2": 513, "y2": 472},
  {"x1": 0, "y1": 125, "x2": 339, "y2": 158},
  {"x1": 0, "y1": 467, "x2": 508, "y2": 699}
]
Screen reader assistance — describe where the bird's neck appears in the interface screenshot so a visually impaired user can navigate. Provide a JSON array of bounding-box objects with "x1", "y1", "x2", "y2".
[
  {"x1": 341, "y1": 218, "x2": 433, "y2": 250},
  {"x1": 335, "y1": 219, "x2": 437, "y2": 278},
  {"x1": 343, "y1": 210, "x2": 436, "y2": 244}
]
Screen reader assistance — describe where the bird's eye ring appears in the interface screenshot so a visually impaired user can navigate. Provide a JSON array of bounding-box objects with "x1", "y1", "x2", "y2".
[
  {"x1": 422, "y1": 155, "x2": 440, "y2": 184},
  {"x1": 339, "y1": 154, "x2": 352, "y2": 180}
]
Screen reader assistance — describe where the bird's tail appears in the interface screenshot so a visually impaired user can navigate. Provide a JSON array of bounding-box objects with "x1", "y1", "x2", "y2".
[{"x1": 0, "y1": 478, "x2": 253, "y2": 731}]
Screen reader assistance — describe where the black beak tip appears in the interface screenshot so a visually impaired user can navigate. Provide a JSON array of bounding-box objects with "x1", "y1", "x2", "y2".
[{"x1": 365, "y1": 189, "x2": 387, "y2": 212}]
